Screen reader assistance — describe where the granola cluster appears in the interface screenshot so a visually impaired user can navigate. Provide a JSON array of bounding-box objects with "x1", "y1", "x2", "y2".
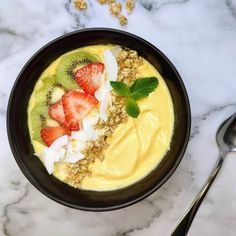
[
  {"x1": 74, "y1": 0, "x2": 87, "y2": 10},
  {"x1": 117, "y1": 49, "x2": 143, "y2": 85},
  {"x1": 109, "y1": 2, "x2": 122, "y2": 16},
  {"x1": 65, "y1": 48, "x2": 142, "y2": 188},
  {"x1": 73, "y1": 0, "x2": 135, "y2": 26},
  {"x1": 125, "y1": 0, "x2": 135, "y2": 14},
  {"x1": 118, "y1": 15, "x2": 128, "y2": 26}
]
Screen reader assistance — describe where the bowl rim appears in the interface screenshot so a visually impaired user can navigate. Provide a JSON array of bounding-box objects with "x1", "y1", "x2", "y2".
[{"x1": 7, "y1": 28, "x2": 191, "y2": 211}]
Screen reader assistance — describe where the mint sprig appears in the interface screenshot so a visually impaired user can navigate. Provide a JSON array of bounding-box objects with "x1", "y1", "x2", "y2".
[{"x1": 110, "y1": 77, "x2": 158, "y2": 118}]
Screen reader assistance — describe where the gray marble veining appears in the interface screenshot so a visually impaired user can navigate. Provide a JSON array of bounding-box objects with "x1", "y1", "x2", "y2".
[{"x1": 0, "y1": 0, "x2": 236, "y2": 235}]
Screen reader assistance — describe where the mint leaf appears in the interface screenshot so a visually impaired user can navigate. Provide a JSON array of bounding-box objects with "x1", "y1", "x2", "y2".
[
  {"x1": 110, "y1": 77, "x2": 159, "y2": 118},
  {"x1": 125, "y1": 98, "x2": 140, "y2": 118},
  {"x1": 130, "y1": 77, "x2": 158, "y2": 101},
  {"x1": 110, "y1": 81, "x2": 131, "y2": 97}
]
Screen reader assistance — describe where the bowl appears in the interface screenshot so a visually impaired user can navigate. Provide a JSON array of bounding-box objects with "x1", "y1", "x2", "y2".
[{"x1": 7, "y1": 28, "x2": 191, "y2": 211}]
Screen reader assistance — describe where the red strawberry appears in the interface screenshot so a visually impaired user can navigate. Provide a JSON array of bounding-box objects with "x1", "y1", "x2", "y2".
[
  {"x1": 66, "y1": 122, "x2": 80, "y2": 131},
  {"x1": 62, "y1": 91, "x2": 98, "y2": 128},
  {"x1": 41, "y1": 126, "x2": 71, "y2": 147},
  {"x1": 48, "y1": 101, "x2": 80, "y2": 131},
  {"x1": 48, "y1": 101, "x2": 66, "y2": 126},
  {"x1": 75, "y1": 63, "x2": 105, "y2": 95}
]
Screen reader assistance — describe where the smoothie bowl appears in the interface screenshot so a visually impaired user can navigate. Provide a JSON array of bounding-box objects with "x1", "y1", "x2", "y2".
[{"x1": 7, "y1": 29, "x2": 191, "y2": 211}]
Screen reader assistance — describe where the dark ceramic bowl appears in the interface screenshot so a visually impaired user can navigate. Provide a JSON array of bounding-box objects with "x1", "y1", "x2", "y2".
[{"x1": 7, "y1": 28, "x2": 191, "y2": 211}]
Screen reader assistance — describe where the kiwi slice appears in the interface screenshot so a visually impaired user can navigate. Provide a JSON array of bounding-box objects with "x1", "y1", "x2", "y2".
[
  {"x1": 35, "y1": 75, "x2": 65, "y2": 106},
  {"x1": 56, "y1": 51, "x2": 100, "y2": 90},
  {"x1": 46, "y1": 118, "x2": 59, "y2": 127},
  {"x1": 31, "y1": 75, "x2": 65, "y2": 144},
  {"x1": 30, "y1": 102, "x2": 48, "y2": 144}
]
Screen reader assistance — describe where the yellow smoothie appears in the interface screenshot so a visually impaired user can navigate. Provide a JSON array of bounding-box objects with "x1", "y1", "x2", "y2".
[{"x1": 28, "y1": 45, "x2": 174, "y2": 191}]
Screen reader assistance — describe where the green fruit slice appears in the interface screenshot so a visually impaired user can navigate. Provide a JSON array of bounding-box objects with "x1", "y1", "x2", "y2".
[
  {"x1": 30, "y1": 102, "x2": 48, "y2": 144},
  {"x1": 35, "y1": 75, "x2": 65, "y2": 106},
  {"x1": 56, "y1": 51, "x2": 100, "y2": 90},
  {"x1": 31, "y1": 75, "x2": 65, "y2": 144}
]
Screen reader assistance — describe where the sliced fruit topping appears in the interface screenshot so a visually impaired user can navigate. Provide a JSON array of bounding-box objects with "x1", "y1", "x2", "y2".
[
  {"x1": 66, "y1": 121, "x2": 80, "y2": 132},
  {"x1": 75, "y1": 63, "x2": 105, "y2": 95},
  {"x1": 103, "y1": 50, "x2": 118, "y2": 82},
  {"x1": 56, "y1": 51, "x2": 100, "y2": 90},
  {"x1": 46, "y1": 118, "x2": 60, "y2": 127},
  {"x1": 48, "y1": 100, "x2": 80, "y2": 131},
  {"x1": 30, "y1": 102, "x2": 49, "y2": 144},
  {"x1": 62, "y1": 91, "x2": 98, "y2": 129},
  {"x1": 48, "y1": 101, "x2": 67, "y2": 127},
  {"x1": 41, "y1": 126, "x2": 70, "y2": 147},
  {"x1": 50, "y1": 87, "x2": 65, "y2": 104},
  {"x1": 35, "y1": 75, "x2": 63, "y2": 106}
]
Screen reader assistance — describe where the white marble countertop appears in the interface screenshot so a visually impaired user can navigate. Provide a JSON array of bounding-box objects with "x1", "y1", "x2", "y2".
[{"x1": 0, "y1": 0, "x2": 236, "y2": 235}]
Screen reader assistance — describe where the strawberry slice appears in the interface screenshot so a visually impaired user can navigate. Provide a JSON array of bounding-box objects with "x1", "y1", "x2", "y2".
[
  {"x1": 66, "y1": 122, "x2": 80, "y2": 131},
  {"x1": 48, "y1": 101, "x2": 66, "y2": 126},
  {"x1": 62, "y1": 91, "x2": 98, "y2": 128},
  {"x1": 75, "y1": 63, "x2": 105, "y2": 95},
  {"x1": 41, "y1": 126, "x2": 70, "y2": 147},
  {"x1": 48, "y1": 101, "x2": 80, "y2": 131}
]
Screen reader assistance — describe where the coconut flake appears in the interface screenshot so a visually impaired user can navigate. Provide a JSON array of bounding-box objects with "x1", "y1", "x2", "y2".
[
  {"x1": 50, "y1": 135, "x2": 68, "y2": 150},
  {"x1": 39, "y1": 136, "x2": 68, "y2": 174},
  {"x1": 42, "y1": 148, "x2": 66, "y2": 174},
  {"x1": 110, "y1": 46, "x2": 122, "y2": 58},
  {"x1": 64, "y1": 114, "x2": 99, "y2": 163},
  {"x1": 82, "y1": 114, "x2": 99, "y2": 130},
  {"x1": 71, "y1": 115, "x2": 99, "y2": 141},
  {"x1": 95, "y1": 49, "x2": 119, "y2": 121},
  {"x1": 95, "y1": 84, "x2": 109, "y2": 122},
  {"x1": 104, "y1": 49, "x2": 118, "y2": 82},
  {"x1": 64, "y1": 138, "x2": 85, "y2": 163},
  {"x1": 37, "y1": 135, "x2": 69, "y2": 174},
  {"x1": 64, "y1": 151, "x2": 85, "y2": 163}
]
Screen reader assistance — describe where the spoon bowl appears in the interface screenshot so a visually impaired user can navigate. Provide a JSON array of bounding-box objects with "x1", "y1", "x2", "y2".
[{"x1": 216, "y1": 113, "x2": 236, "y2": 152}]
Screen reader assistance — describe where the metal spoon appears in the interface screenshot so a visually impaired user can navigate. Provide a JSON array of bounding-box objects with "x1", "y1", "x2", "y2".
[{"x1": 171, "y1": 113, "x2": 236, "y2": 236}]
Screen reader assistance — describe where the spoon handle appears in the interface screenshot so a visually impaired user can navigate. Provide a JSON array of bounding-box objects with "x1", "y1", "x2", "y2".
[{"x1": 171, "y1": 151, "x2": 226, "y2": 236}]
